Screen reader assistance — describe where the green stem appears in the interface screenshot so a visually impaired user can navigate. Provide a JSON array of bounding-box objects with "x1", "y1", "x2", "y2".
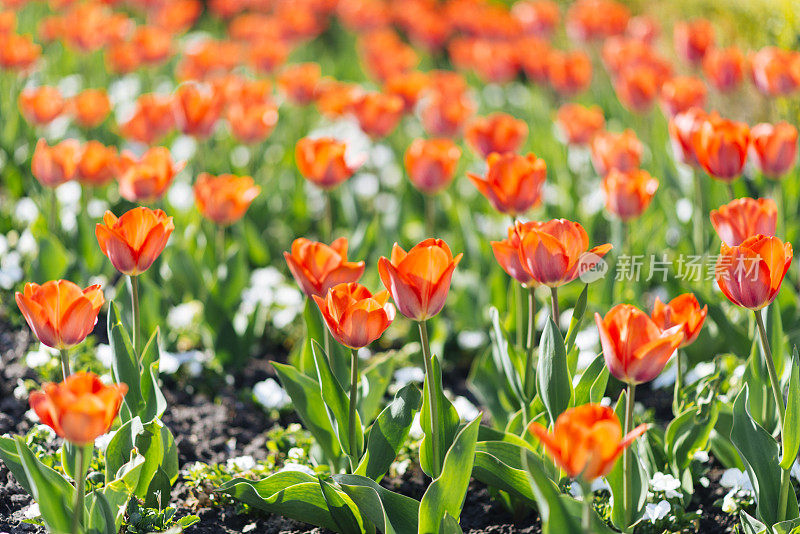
[
  {"x1": 581, "y1": 479, "x2": 594, "y2": 534},
  {"x1": 514, "y1": 282, "x2": 523, "y2": 349},
  {"x1": 692, "y1": 169, "x2": 705, "y2": 253},
  {"x1": 130, "y1": 275, "x2": 141, "y2": 359},
  {"x1": 726, "y1": 182, "x2": 736, "y2": 201},
  {"x1": 324, "y1": 192, "x2": 333, "y2": 243},
  {"x1": 424, "y1": 194, "x2": 435, "y2": 237},
  {"x1": 521, "y1": 286, "x2": 536, "y2": 433},
  {"x1": 673, "y1": 351, "x2": 683, "y2": 416},
  {"x1": 49, "y1": 187, "x2": 58, "y2": 235},
  {"x1": 419, "y1": 320, "x2": 441, "y2": 478},
  {"x1": 216, "y1": 225, "x2": 225, "y2": 264},
  {"x1": 550, "y1": 286, "x2": 559, "y2": 326},
  {"x1": 71, "y1": 445, "x2": 89, "y2": 534},
  {"x1": 623, "y1": 383, "x2": 636, "y2": 532},
  {"x1": 60, "y1": 348, "x2": 71, "y2": 381},
  {"x1": 348, "y1": 348, "x2": 360, "y2": 472}
]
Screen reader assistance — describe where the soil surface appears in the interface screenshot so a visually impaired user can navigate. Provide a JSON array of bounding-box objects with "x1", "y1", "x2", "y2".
[{"x1": 0, "y1": 323, "x2": 738, "y2": 534}]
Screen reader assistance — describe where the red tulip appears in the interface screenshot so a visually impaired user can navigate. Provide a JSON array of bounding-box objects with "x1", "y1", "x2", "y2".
[
  {"x1": 96, "y1": 207, "x2": 175, "y2": 276},
  {"x1": 651, "y1": 294, "x2": 707, "y2": 348},
  {"x1": 692, "y1": 112, "x2": 750, "y2": 182},
  {"x1": 601, "y1": 168, "x2": 659, "y2": 221},
  {"x1": 295, "y1": 137, "x2": 365, "y2": 190},
  {"x1": 468, "y1": 152, "x2": 547, "y2": 216},
  {"x1": 404, "y1": 138, "x2": 461, "y2": 195},
  {"x1": 674, "y1": 19, "x2": 715, "y2": 64},
  {"x1": 313, "y1": 282, "x2": 395, "y2": 349},
  {"x1": 591, "y1": 129, "x2": 642, "y2": 176},
  {"x1": 284, "y1": 237, "x2": 365, "y2": 299},
  {"x1": 491, "y1": 223, "x2": 533, "y2": 285},
  {"x1": 660, "y1": 76, "x2": 707, "y2": 117},
  {"x1": 668, "y1": 107, "x2": 707, "y2": 167},
  {"x1": 716, "y1": 235, "x2": 792, "y2": 311},
  {"x1": 31, "y1": 138, "x2": 80, "y2": 187},
  {"x1": 710, "y1": 197, "x2": 777, "y2": 246},
  {"x1": 556, "y1": 103, "x2": 605, "y2": 146},
  {"x1": 702, "y1": 47, "x2": 745, "y2": 92},
  {"x1": 749, "y1": 122, "x2": 798, "y2": 178},
  {"x1": 465, "y1": 112, "x2": 529, "y2": 159}
]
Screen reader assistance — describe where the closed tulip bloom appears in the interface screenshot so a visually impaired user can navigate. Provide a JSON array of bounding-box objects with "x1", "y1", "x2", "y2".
[
  {"x1": 596, "y1": 304, "x2": 685, "y2": 384},
  {"x1": 668, "y1": 107, "x2": 707, "y2": 167},
  {"x1": 465, "y1": 113, "x2": 529, "y2": 159},
  {"x1": 173, "y1": 82, "x2": 223, "y2": 139},
  {"x1": 601, "y1": 168, "x2": 659, "y2": 221},
  {"x1": 226, "y1": 102, "x2": 279, "y2": 145},
  {"x1": 77, "y1": 141, "x2": 118, "y2": 187},
  {"x1": 512, "y1": 0, "x2": 560, "y2": 38},
  {"x1": 378, "y1": 239, "x2": 462, "y2": 321},
  {"x1": 529, "y1": 404, "x2": 648, "y2": 481},
  {"x1": 566, "y1": 0, "x2": 629, "y2": 42},
  {"x1": 16, "y1": 280, "x2": 104, "y2": 350},
  {"x1": 29, "y1": 372, "x2": 127, "y2": 446},
  {"x1": 702, "y1": 47, "x2": 745, "y2": 92},
  {"x1": 404, "y1": 138, "x2": 461, "y2": 195},
  {"x1": 692, "y1": 112, "x2": 750, "y2": 182},
  {"x1": 491, "y1": 224, "x2": 533, "y2": 285},
  {"x1": 278, "y1": 62, "x2": 321, "y2": 105},
  {"x1": 31, "y1": 138, "x2": 80, "y2": 187},
  {"x1": 556, "y1": 103, "x2": 605, "y2": 146},
  {"x1": 0, "y1": 33, "x2": 40, "y2": 71},
  {"x1": 349, "y1": 92, "x2": 404, "y2": 139},
  {"x1": 614, "y1": 65, "x2": 660, "y2": 113},
  {"x1": 652, "y1": 294, "x2": 707, "y2": 348},
  {"x1": 716, "y1": 235, "x2": 792, "y2": 311},
  {"x1": 117, "y1": 146, "x2": 184, "y2": 203},
  {"x1": 674, "y1": 19, "x2": 715, "y2": 64},
  {"x1": 119, "y1": 93, "x2": 175, "y2": 145},
  {"x1": 627, "y1": 15, "x2": 660, "y2": 44},
  {"x1": 96, "y1": 207, "x2": 175, "y2": 276},
  {"x1": 284, "y1": 237, "x2": 365, "y2": 299},
  {"x1": 749, "y1": 122, "x2": 798, "y2": 178},
  {"x1": 295, "y1": 137, "x2": 365, "y2": 190},
  {"x1": 468, "y1": 152, "x2": 547, "y2": 216},
  {"x1": 70, "y1": 88, "x2": 111, "y2": 128},
  {"x1": 591, "y1": 129, "x2": 643, "y2": 176},
  {"x1": 419, "y1": 89, "x2": 475, "y2": 138},
  {"x1": 383, "y1": 70, "x2": 430, "y2": 113},
  {"x1": 547, "y1": 50, "x2": 592, "y2": 95},
  {"x1": 19, "y1": 86, "x2": 64, "y2": 125},
  {"x1": 312, "y1": 282, "x2": 395, "y2": 349},
  {"x1": 132, "y1": 25, "x2": 172, "y2": 65},
  {"x1": 710, "y1": 197, "x2": 777, "y2": 246},
  {"x1": 660, "y1": 76, "x2": 707, "y2": 117},
  {"x1": 194, "y1": 173, "x2": 260, "y2": 225},
  {"x1": 750, "y1": 47, "x2": 800, "y2": 97}
]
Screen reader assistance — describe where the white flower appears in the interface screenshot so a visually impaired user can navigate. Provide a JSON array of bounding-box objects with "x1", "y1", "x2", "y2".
[
  {"x1": 87, "y1": 198, "x2": 109, "y2": 218},
  {"x1": 253, "y1": 379, "x2": 290, "y2": 410},
  {"x1": 720, "y1": 468, "x2": 753, "y2": 493},
  {"x1": 26, "y1": 344, "x2": 57, "y2": 368},
  {"x1": 167, "y1": 181, "x2": 194, "y2": 211},
  {"x1": 56, "y1": 181, "x2": 81, "y2": 207},
  {"x1": 280, "y1": 462, "x2": 315, "y2": 476},
  {"x1": 14, "y1": 197, "x2": 39, "y2": 224},
  {"x1": 650, "y1": 472, "x2": 682, "y2": 498},
  {"x1": 452, "y1": 396, "x2": 480, "y2": 422},
  {"x1": 94, "y1": 431, "x2": 116, "y2": 452},
  {"x1": 392, "y1": 458, "x2": 411, "y2": 477},
  {"x1": 409, "y1": 412, "x2": 423, "y2": 440},
  {"x1": 0, "y1": 251, "x2": 23, "y2": 290},
  {"x1": 393, "y1": 367, "x2": 424, "y2": 387},
  {"x1": 227, "y1": 455, "x2": 256, "y2": 471},
  {"x1": 721, "y1": 489, "x2": 740, "y2": 513},
  {"x1": 693, "y1": 450, "x2": 710, "y2": 463},
  {"x1": 457, "y1": 330, "x2": 486, "y2": 350},
  {"x1": 96, "y1": 344, "x2": 113, "y2": 368},
  {"x1": 287, "y1": 447, "x2": 305, "y2": 461},
  {"x1": 645, "y1": 500, "x2": 670, "y2": 523},
  {"x1": 22, "y1": 502, "x2": 40, "y2": 519},
  {"x1": 167, "y1": 301, "x2": 203, "y2": 330}
]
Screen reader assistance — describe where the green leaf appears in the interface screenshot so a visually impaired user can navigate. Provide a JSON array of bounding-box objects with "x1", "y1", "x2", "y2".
[
  {"x1": 107, "y1": 301, "x2": 143, "y2": 421},
  {"x1": 472, "y1": 441, "x2": 536, "y2": 505},
  {"x1": 335, "y1": 474, "x2": 420, "y2": 534},
  {"x1": 419, "y1": 354, "x2": 460, "y2": 478},
  {"x1": 32, "y1": 235, "x2": 69, "y2": 282},
  {"x1": 606, "y1": 390, "x2": 648, "y2": 530},
  {"x1": 273, "y1": 361, "x2": 342, "y2": 463},
  {"x1": 438, "y1": 513, "x2": 463, "y2": 534},
  {"x1": 61, "y1": 441, "x2": 79, "y2": 480},
  {"x1": 781, "y1": 347, "x2": 800, "y2": 469},
  {"x1": 520, "y1": 447, "x2": 581, "y2": 534},
  {"x1": 319, "y1": 477, "x2": 364, "y2": 534},
  {"x1": 359, "y1": 354, "x2": 397, "y2": 426},
  {"x1": 564, "y1": 284, "x2": 588, "y2": 353},
  {"x1": 0, "y1": 436, "x2": 32, "y2": 495},
  {"x1": 536, "y1": 318, "x2": 572, "y2": 424},
  {"x1": 419, "y1": 416, "x2": 482, "y2": 533},
  {"x1": 85, "y1": 489, "x2": 117, "y2": 534},
  {"x1": 139, "y1": 329, "x2": 167, "y2": 422},
  {"x1": 665, "y1": 402, "x2": 718, "y2": 471},
  {"x1": 312, "y1": 339, "x2": 363, "y2": 459},
  {"x1": 573, "y1": 353, "x2": 609, "y2": 407},
  {"x1": 489, "y1": 307, "x2": 525, "y2": 404},
  {"x1": 356, "y1": 383, "x2": 421, "y2": 481},
  {"x1": 767, "y1": 303, "x2": 786, "y2": 377}
]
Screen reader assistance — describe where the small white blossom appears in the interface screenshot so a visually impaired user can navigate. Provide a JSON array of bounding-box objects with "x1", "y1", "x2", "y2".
[
  {"x1": 650, "y1": 472, "x2": 682, "y2": 498},
  {"x1": 720, "y1": 468, "x2": 753, "y2": 493},
  {"x1": 14, "y1": 198, "x2": 39, "y2": 224},
  {"x1": 280, "y1": 462, "x2": 315, "y2": 476},
  {"x1": 693, "y1": 450, "x2": 710, "y2": 463},
  {"x1": 409, "y1": 412, "x2": 423, "y2": 440},
  {"x1": 393, "y1": 367, "x2": 424, "y2": 387},
  {"x1": 167, "y1": 301, "x2": 203, "y2": 330},
  {"x1": 227, "y1": 455, "x2": 256, "y2": 471},
  {"x1": 22, "y1": 502, "x2": 40, "y2": 519},
  {"x1": 94, "y1": 431, "x2": 116, "y2": 452},
  {"x1": 253, "y1": 378, "x2": 290, "y2": 410},
  {"x1": 721, "y1": 489, "x2": 741, "y2": 513},
  {"x1": 645, "y1": 500, "x2": 671, "y2": 523},
  {"x1": 287, "y1": 447, "x2": 305, "y2": 461},
  {"x1": 26, "y1": 344, "x2": 58, "y2": 368}
]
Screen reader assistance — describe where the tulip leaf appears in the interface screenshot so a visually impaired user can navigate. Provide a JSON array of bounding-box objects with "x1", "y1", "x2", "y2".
[
  {"x1": 766, "y1": 304, "x2": 786, "y2": 377},
  {"x1": 32, "y1": 235, "x2": 69, "y2": 282},
  {"x1": 665, "y1": 402, "x2": 718, "y2": 471},
  {"x1": 731, "y1": 386, "x2": 799, "y2": 526},
  {"x1": 739, "y1": 511, "x2": 768, "y2": 534},
  {"x1": 419, "y1": 415, "x2": 481, "y2": 533},
  {"x1": 335, "y1": 474, "x2": 420, "y2": 534},
  {"x1": 489, "y1": 306, "x2": 525, "y2": 404},
  {"x1": 108, "y1": 301, "x2": 143, "y2": 421},
  {"x1": 780, "y1": 347, "x2": 800, "y2": 470},
  {"x1": 272, "y1": 361, "x2": 342, "y2": 463},
  {"x1": 319, "y1": 477, "x2": 364, "y2": 534},
  {"x1": 85, "y1": 488, "x2": 117, "y2": 534},
  {"x1": 472, "y1": 441, "x2": 536, "y2": 505},
  {"x1": 573, "y1": 353, "x2": 609, "y2": 407},
  {"x1": 607, "y1": 389, "x2": 648, "y2": 530},
  {"x1": 564, "y1": 283, "x2": 588, "y2": 354},
  {"x1": 61, "y1": 441, "x2": 79, "y2": 480},
  {"x1": 356, "y1": 383, "x2": 421, "y2": 482},
  {"x1": 438, "y1": 513, "x2": 463, "y2": 534},
  {"x1": 0, "y1": 436, "x2": 32, "y2": 495},
  {"x1": 419, "y1": 353, "x2": 461, "y2": 478},
  {"x1": 359, "y1": 354, "x2": 397, "y2": 426},
  {"x1": 312, "y1": 339, "x2": 364, "y2": 459},
  {"x1": 139, "y1": 328, "x2": 167, "y2": 422},
  {"x1": 537, "y1": 318, "x2": 572, "y2": 425},
  {"x1": 520, "y1": 446, "x2": 581, "y2": 534}
]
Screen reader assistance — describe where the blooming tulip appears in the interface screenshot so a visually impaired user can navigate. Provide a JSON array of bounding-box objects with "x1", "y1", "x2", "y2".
[
  {"x1": 467, "y1": 152, "x2": 547, "y2": 216},
  {"x1": 119, "y1": 93, "x2": 175, "y2": 145},
  {"x1": 716, "y1": 235, "x2": 792, "y2": 311},
  {"x1": 614, "y1": 65, "x2": 661, "y2": 113},
  {"x1": 512, "y1": 0, "x2": 560, "y2": 38},
  {"x1": 601, "y1": 168, "x2": 659, "y2": 221},
  {"x1": 69, "y1": 88, "x2": 111, "y2": 128},
  {"x1": 591, "y1": 129, "x2": 642, "y2": 176},
  {"x1": 703, "y1": 47, "x2": 745, "y2": 92},
  {"x1": 749, "y1": 122, "x2": 798, "y2": 179},
  {"x1": 555, "y1": 103, "x2": 605, "y2": 146},
  {"x1": 384, "y1": 70, "x2": 430, "y2": 113},
  {"x1": 194, "y1": 173, "x2": 260, "y2": 226},
  {"x1": 19, "y1": 86, "x2": 64, "y2": 125},
  {"x1": 404, "y1": 138, "x2": 461, "y2": 195},
  {"x1": 31, "y1": 138, "x2": 80, "y2": 187},
  {"x1": 491, "y1": 224, "x2": 533, "y2": 286},
  {"x1": 76, "y1": 141, "x2": 118, "y2": 187},
  {"x1": 295, "y1": 137, "x2": 365, "y2": 190},
  {"x1": 0, "y1": 33, "x2": 40, "y2": 71},
  {"x1": 96, "y1": 207, "x2": 175, "y2": 277},
  {"x1": 547, "y1": 50, "x2": 592, "y2": 95},
  {"x1": 566, "y1": 0, "x2": 629, "y2": 42},
  {"x1": 378, "y1": 239, "x2": 462, "y2": 322},
  {"x1": 348, "y1": 91, "x2": 404, "y2": 139},
  {"x1": 284, "y1": 237, "x2": 365, "y2": 299},
  {"x1": 419, "y1": 88, "x2": 475, "y2": 138},
  {"x1": 692, "y1": 112, "x2": 750, "y2": 182},
  {"x1": 465, "y1": 113, "x2": 529, "y2": 159},
  {"x1": 668, "y1": 107, "x2": 707, "y2": 167},
  {"x1": 173, "y1": 82, "x2": 224, "y2": 138},
  {"x1": 710, "y1": 197, "x2": 777, "y2": 246},
  {"x1": 750, "y1": 47, "x2": 800, "y2": 97},
  {"x1": 278, "y1": 62, "x2": 321, "y2": 105},
  {"x1": 652, "y1": 294, "x2": 707, "y2": 348},
  {"x1": 117, "y1": 146, "x2": 184, "y2": 203},
  {"x1": 226, "y1": 102, "x2": 279, "y2": 144},
  {"x1": 674, "y1": 19, "x2": 714, "y2": 64},
  {"x1": 660, "y1": 76, "x2": 707, "y2": 117},
  {"x1": 312, "y1": 282, "x2": 395, "y2": 349}
]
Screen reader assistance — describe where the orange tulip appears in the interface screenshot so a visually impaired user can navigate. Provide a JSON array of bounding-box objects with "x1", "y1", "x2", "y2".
[
  {"x1": 295, "y1": 137, "x2": 364, "y2": 190},
  {"x1": 0, "y1": 32, "x2": 40, "y2": 71},
  {"x1": 512, "y1": 0, "x2": 560, "y2": 38},
  {"x1": 19, "y1": 86, "x2": 64, "y2": 125},
  {"x1": 69, "y1": 88, "x2": 111, "y2": 128},
  {"x1": 468, "y1": 152, "x2": 547, "y2": 216},
  {"x1": 248, "y1": 37, "x2": 289, "y2": 74},
  {"x1": 76, "y1": 141, "x2": 118, "y2": 187},
  {"x1": 626, "y1": 15, "x2": 660, "y2": 44},
  {"x1": 591, "y1": 129, "x2": 642, "y2": 176},
  {"x1": 651, "y1": 294, "x2": 707, "y2": 348},
  {"x1": 96, "y1": 207, "x2": 174, "y2": 276},
  {"x1": 702, "y1": 47, "x2": 745, "y2": 92},
  {"x1": 555, "y1": 103, "x2": 605, "y2": 146},
  {"x1": 378, "y1": 239, "x2": 462, "y2": 321},
  {"x1": 119, "y1": 93, "x2": 175, "y2": 145},
  {"x1": 565, "y1": 0, "x2": 629, "y2": 42},
  {"x1": 226, "y1": 102, "x2": 279, "y2": 145},
  {"x1": 692, "y1": 112, "x2": 750, "y2": 182},
  {"x1": 465, "y1": 113, "x2": 529, "y2": 159},
  {"x1": 173, "y1": 82, "x2": 224, "y2": 139},
  {"x1": 117, "y1": 146, "x2": 184, "y2": 203},
  {"x1": 151, "y1": 0, "x2": 201, "y2": 33},
  {"x1": 278, "y1": 62, "x2": 321, "y2": 105},
  {"x1": 16, "y1": 280, "x2": 104, "y2": 351},
  {"x1": 716, "y1": 235, "x2": 792, "y2": 311},
  {"x1": 674, "y1": 19, "x2": 715, "y2": 64},
  {"x1": 131, "y1": 25, "x2": 172, "y2": 66},
  {"x1": 312, "y1": 282, "x2": 395, "y2": 349},
  {"x1": 668, "y1": 107, "x2": 707, "y2": 167},
  {"x1": 29, "y1": 372, "x2": 127, "y2": 445},
  {"x1": 596, "y1": 304, "x2": 685, "y2": 384},
  {"x1": 710, "y1": 197, "x2": 777, "y2": 246},
  {"x1": 491, "y1": 224, "x2": 533, "y2": 286},
  {"x1": 383, "y1": 70, "x2": 430, "y2": 113},
  {"x1": 419, "y1": 89, "x2": 475, "y2": 138},
  {"x1": 517, "y1": 36, "x2": 552, "y2": 83},
  {"x1": 404, "y1": 138, "x2": 461, "y2": 195},
  {"x1": 31, "y1": 138, "x2": 80, "y2": 187},
  {"x1": 194, "y1": 173, "x2": 260, "y2": 225},
  {"x1": 660, "y1": 76, "x2": 707, "y2": 117},
  {"x1": 749, "y1": 122, "x2": 798, "y2": 178},
  {"x1": 284, "y1": 237, "x2": 365, "y2": 299},
  {"x1": 0, "y1": 11, "x2": 16, "y2": 35},
  {"x1": 529, "y1": 404, "x2": 648, "y2": 481},
  {"x1": 518, "y1": 219, "x2": 612, "y2": 288},
  {"x1": 314, "y1": 79, "x2": 363, "y2": 119},
  {"x1": 348, "y1": 91, "x2": 404, "y2": 139},
  {"x1": 601, "y1": 168, "x2": 658, "y2": 221},
  {"x1": 614, "y1": 64, "x2": 660, "y2": 113},
  {"x1": 750, "y1": 47, "x2": 800, "y2": 97},
  {"x1": 547, "y1": 50, "x2": 592, "y2": 95}
]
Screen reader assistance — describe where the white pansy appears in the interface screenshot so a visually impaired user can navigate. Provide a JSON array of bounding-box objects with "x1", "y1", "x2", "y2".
[
  {"x1": 645, "y1": 500, "x2": 670, "y2": 523},
  {"x1": 253, "y1": 378, "x2": 290, "y2": 410},
  {"x1": 650, "y1": 472, "x2": 682, "y2": 498},
  {"x1": 720, "y1": 468, "x2": 753, "y2": 492}
]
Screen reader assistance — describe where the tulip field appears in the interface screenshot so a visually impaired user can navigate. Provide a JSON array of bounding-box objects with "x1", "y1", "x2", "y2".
[{"x1": 3, "y1": 0, "x2": 800, "y2": 533}]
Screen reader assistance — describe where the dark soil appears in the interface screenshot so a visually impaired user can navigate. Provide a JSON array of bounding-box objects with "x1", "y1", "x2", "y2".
[{"x1": 0, "y1": 322, "x2": 738, "y2": 534}]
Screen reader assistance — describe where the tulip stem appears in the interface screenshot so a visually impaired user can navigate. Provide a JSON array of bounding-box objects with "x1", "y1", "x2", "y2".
[
  {"x1": 514, "y1": 282, "x2": 523, "y2": 349},
  {"x1": 623, "y1": 383, "x2": 636, "y2": 532},
  {"x1": 216, "y1": 225, "x2": 225, "y2": 264},
  {"x1": 550, "y1": 286, "x2": 559, "y2": 326},
  {"x1": 49, "y1": 187, "x2": 58, "y2": 235},
  {"x1": 130, "y1": 275, "x2": 141, "y2": 358},
  {"x1": 424, "y1": 194, "x2": 435, "y2": 237},
  {"x1": 60, "y1": 349, "x2": 71, "y2": 381},
  {"x1": 692, "y1": 169, "x2": 705, "y2": 253},
  {"x1": 71, "y1": 445, "x2": 89, "y2": 534},
  {"x1": 726, "y1": 183, "x2": 736, "y2": 201},
  {"x1": 581, "y1": 479, "x2": 594, "y2": 534},
  {"x1": 754, "y1": 309, "x2": 791, "y2": 521},
  {"x1": 348, "y1": 348, "x2": 360, "y2": 472},
  {"x1": 418, "y1": 320, "x2": 441, "y2": 478},
  {"x1": 323, "y1": 192, "x2": 333, "y2": 242},
  {"x1": 673, "y1": 351, "x2": 683, "y2": 416}
]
